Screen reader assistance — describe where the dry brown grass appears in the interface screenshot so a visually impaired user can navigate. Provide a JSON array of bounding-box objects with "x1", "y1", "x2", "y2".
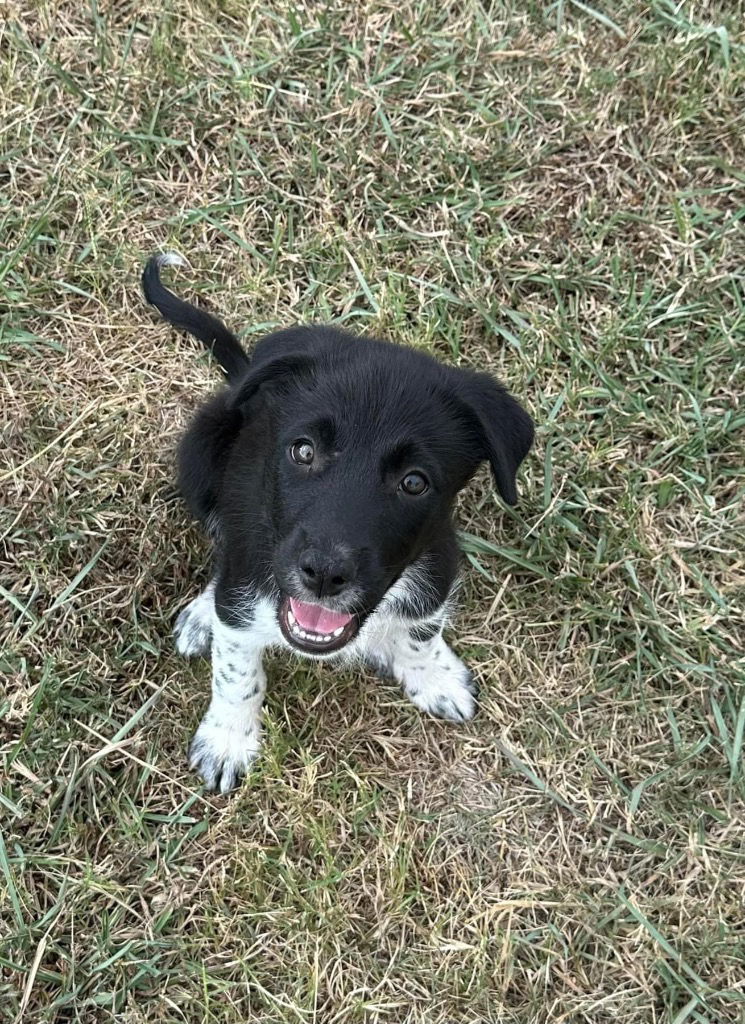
[{"x1": 1, "y1": 2, "x2": 744, "y2": 1022}]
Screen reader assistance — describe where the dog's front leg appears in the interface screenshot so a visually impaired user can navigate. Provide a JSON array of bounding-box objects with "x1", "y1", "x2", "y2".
[
  {"x1": 188, "y1": 613, "x2": 267, "y2": 793},
  {"x1": 373, "y1": 617, "x2": 478, "y2": 724}
]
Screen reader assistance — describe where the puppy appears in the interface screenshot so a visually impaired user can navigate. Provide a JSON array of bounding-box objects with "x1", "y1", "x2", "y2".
[{"x1": 143, "y1": 253, "x2": 534, "y2": 792}]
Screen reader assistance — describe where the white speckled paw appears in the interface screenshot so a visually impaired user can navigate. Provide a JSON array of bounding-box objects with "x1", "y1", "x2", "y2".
[
  {"x1": 174, "y1": 591, "x2": 213, "y2": 657},
  {"x1": 188, "y1": 713, "x2": 260, "y2": 793},
  {"x1": 400, "y1": 646, "x2": 478, "y2": 723}
]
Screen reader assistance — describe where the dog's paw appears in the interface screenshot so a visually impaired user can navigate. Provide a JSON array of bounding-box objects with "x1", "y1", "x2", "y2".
[
  {"x1": 401, "y1": 648, "x2": 478, "y2": 724},
  {"x1": 174, "y1": 592, "x2": 213, "y2": 657},
  {"x1": 188, "y1": 713, "x2": 261, "y2": 794}
]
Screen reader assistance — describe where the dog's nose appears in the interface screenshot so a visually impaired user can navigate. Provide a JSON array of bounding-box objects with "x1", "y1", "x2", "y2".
[{"x1": 298, "y1": 547, "x2": 356, "y2": 600}]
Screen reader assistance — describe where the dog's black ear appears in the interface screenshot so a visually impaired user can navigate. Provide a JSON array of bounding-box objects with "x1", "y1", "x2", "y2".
[
  {"x1": 227, "y1": 354, "x2": 315, "y2": 412},
  {"x1": 452, "y1": 370, "x2": 534, "y2": 505}
]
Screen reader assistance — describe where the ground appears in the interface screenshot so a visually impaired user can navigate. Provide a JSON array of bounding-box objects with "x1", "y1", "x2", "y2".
[{"x1": 1, "y1": 2, "x2": 744, "y2": 1022}]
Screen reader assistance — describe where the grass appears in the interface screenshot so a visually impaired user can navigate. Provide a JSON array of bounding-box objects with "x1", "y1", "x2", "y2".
[{"x1": 1, "y1": 1, "x2": 744, "y2": 1021}]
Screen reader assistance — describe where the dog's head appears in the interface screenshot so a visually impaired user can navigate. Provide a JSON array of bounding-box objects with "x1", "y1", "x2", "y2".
[{"x1": 228, "y1": 334, "x2": 533, "y2": 656}]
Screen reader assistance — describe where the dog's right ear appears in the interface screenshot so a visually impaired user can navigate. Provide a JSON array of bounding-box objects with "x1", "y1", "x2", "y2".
[{"x1": 227, "y1": 354, "x2": 315, "y2": 413}]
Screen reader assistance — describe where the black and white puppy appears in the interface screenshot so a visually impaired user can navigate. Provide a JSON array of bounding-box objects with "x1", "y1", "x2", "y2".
[{"x1": 143, "y1": 253, "x2": 534, "y2": 792}]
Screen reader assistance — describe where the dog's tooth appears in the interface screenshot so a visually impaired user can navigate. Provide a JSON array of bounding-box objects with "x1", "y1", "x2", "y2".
[
  {"x1": 288, "y1": 609, "x2": 295, "y2": 625},
  {"x1": 322, "y1": 635, "x2": 331, "y2": 643},
  {"x1": 333, "y1": 626, "x2": 344, "y2": 637}
]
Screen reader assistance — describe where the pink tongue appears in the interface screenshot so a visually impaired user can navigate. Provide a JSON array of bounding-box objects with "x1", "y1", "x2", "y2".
[{"x1": 289, "y1": 598, "x2": 353, "y2": 635}]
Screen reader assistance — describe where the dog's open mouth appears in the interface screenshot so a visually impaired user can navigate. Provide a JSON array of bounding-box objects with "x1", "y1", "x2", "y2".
[{"x1": 278, "y1": 595, "x2": 359, "y2": 654}]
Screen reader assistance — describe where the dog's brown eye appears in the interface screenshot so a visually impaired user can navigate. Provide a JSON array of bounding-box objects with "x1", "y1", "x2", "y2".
[
  {"x1": 400, "y1": 472, "x2": 429, "y2": 496},
  {"x1": 290, "y1": 440, "x2": 315, "y2": 465}
]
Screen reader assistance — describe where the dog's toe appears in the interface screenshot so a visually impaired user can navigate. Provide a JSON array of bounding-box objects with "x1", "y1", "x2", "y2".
[
  {"x1": 417, "y1": 678, "x2": 476, "y2": 723},
  {"x1": 462, "y1": 669, "x2": 479, "y2": 698},
  {"x1": 432, "y1": 693, "x2": 473, "y2": 723}
]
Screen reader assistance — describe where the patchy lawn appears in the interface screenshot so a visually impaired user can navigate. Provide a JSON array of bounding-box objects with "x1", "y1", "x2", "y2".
[{"x1": 1, "y1": 2, "x2": 744, "y2": 1022}]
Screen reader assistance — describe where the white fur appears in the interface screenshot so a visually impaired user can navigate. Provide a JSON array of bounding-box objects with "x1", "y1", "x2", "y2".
[
  {"x1": 380, "y1": 628, "x2": 476, "y2": 723},
  {"x1": 156, "y1": 250, "x2": 188, "y2": 269},
  {"x1": 376, "y1": 557, "x2": 451, "y2": 621},
  {"x1": 174, "y1": 581, "x2": 215, "y2": 656},
  {"x1": 176, "y1": 562, "x2": 471, "y2": 790}
]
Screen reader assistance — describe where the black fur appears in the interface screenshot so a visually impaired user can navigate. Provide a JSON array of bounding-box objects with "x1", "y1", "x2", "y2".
[
  {"x1": 409, "y1": 621, "x2": 441, "y2": 644},
  {"x1": 144, "y1": 254, "x2": 534, "y2": 632},
  {"x1": 142, "y1": 255, "x2": 250, "y2": 381}
]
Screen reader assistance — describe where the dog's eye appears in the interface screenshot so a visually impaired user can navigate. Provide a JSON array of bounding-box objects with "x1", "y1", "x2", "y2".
[
  {"x1": 290, "y1": 439, "x2": 315, "y2": 465},
  {"x1": 400, "y1": 472, "x2": 429, "y2": 496}
]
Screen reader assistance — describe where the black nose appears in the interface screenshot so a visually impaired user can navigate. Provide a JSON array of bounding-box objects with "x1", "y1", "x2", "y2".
[{"x1": 298, "y1": 547, "x2": 356, "y2": 599}]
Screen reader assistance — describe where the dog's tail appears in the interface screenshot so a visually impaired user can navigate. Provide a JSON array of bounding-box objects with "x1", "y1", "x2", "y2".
[{"x1": 142, "y1": 252, "x2": 251, "y2": 381}]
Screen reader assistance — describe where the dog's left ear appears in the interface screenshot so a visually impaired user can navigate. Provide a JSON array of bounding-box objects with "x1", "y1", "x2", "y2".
[
  {"x1": 227, "y1": 353, "x2": 315, "y2": 413},
  {"x1": 451, "y1": 369, "x2": 534, "y2": 505}
]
